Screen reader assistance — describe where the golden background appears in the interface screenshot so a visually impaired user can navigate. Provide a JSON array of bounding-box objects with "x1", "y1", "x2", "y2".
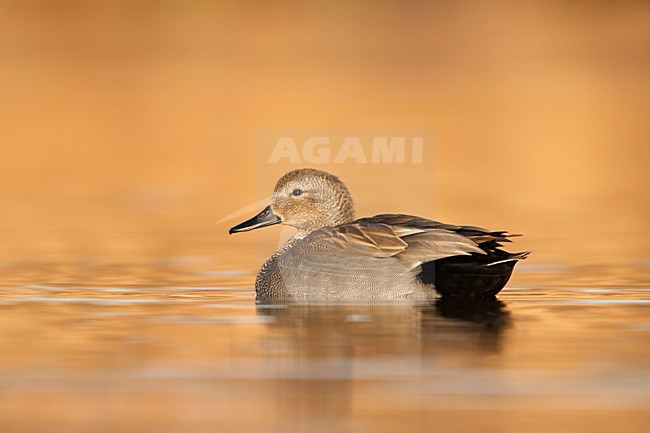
[{"x1": 0, "y1": 1, "x2": 648, "y2": 267}]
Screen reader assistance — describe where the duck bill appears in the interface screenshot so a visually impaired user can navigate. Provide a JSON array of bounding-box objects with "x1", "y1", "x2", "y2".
[{"x1": 229, "y1": 206, "x2": 281, "y2": 234}]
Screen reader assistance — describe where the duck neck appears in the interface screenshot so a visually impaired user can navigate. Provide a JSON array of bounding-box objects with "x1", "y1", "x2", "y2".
[
  {"x1": 291, "y1": 206, "x2": 356, "y2": 240},
  {"x1": 278, "y1": 232, "x2": 304, "y2": 252},
  {"x1": 289, "y1": 229, "x2": 312, "y2": 242}
]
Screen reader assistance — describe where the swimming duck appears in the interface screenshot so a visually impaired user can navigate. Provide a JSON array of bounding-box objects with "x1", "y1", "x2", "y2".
[{"x1": 229, "y1": 168, "x2": 528, "y2": 303}]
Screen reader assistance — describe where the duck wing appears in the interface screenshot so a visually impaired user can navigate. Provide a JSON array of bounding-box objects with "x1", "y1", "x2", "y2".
[
  {"x1": 354, "y1": 215, "x2": 530, "y2": 298},
  {"x1": 301, "y1": 219, "x2": 485, "y2": 264},
  {"x1": 356, "y1": 214, "x2": 518, "y2": 248}
]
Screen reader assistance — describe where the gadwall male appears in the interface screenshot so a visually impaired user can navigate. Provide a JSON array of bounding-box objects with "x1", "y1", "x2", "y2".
[{"x1": 229, "y1": 169, "x2": 528, "y2": 303}]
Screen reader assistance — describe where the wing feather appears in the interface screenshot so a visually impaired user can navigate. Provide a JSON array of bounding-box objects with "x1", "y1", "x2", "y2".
[{"x1": 302, "y1": 219, "x2": 485, "y2": 264}]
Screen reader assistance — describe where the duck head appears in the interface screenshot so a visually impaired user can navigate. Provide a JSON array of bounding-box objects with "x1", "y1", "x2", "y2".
[{"x1": 229, "y1": 168, "x2": 356, "y2": 237}]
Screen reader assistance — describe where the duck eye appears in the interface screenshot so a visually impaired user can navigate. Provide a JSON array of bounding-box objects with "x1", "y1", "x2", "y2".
[{"x1": 292, "y1": 189, "x2": 303, "y2": 197}]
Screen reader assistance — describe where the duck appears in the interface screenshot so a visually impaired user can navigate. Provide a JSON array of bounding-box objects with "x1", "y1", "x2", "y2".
[{"x1": 229, "y1": 168, "x2": 529, "y2": 303}]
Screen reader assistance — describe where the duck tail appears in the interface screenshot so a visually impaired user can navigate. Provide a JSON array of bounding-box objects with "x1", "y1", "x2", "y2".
[{"x1": 485, "y1": 251, "x2": 530, "y2": 266}]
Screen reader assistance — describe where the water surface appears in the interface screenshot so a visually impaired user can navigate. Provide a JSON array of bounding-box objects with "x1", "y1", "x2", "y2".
[{"x1": 1, "y1": 257, "x2": 648, "y2": 433}]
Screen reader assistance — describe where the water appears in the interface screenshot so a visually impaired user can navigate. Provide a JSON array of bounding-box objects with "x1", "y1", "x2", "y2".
[{"x1": 1, "y1": 258, "x2": 648, "y2": 433}]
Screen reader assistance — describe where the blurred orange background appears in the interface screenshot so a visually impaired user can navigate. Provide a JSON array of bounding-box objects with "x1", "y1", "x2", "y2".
[{"x1": 0, "y1": 1, "x2": 648, "y2": 267}]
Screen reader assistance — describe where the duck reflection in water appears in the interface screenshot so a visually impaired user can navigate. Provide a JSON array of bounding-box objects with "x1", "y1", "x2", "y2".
[
  {"x1": 230, "y1": 168, "x2": 528, "y2": 302},
  {"x1": 259, "y1": 298, "x2": 511, "y2": 357},
  {"x1": 255, "y1": 299, "x2": 510, "y2": 429}
]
